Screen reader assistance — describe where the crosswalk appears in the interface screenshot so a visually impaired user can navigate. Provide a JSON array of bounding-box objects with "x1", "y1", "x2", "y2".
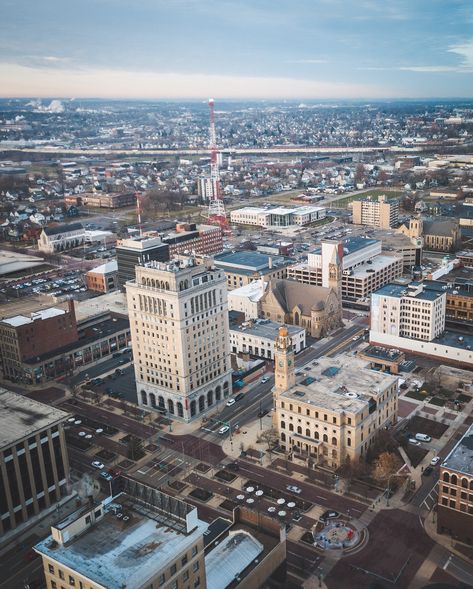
[{"x1": 421, "y1": 482, "x2": 438, "y2": 511}]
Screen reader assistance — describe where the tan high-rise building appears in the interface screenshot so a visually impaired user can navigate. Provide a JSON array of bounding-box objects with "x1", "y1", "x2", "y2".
[
  {"x1": 352, "y1": 194, "x2": 399, "y2": 229},
  {"x1": 126, "y1": 256, "x2": 232, "y2": 422}
]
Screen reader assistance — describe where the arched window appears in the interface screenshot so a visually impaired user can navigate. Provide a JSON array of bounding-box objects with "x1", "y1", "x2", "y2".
[
  {"x1": 297, "y1": 426, "x2": 302, "y2": 435},
  {"x1": 443, "y1": 472, "x2": 450, "y2": 483},
  {"x1": 323, "y1": 434, "x2": 328, "y2": 443},
  {"x1": 306, "y1": 428, "x2": 311, "y2": 437},
  {"x1": 199, "y1": 395, "x2": 205, "y2": 412},
  {"x1": 281, "y1": 432, "x2": 286, "y2": 442},
  {"x1": 280, "y1": 421, "x2": 286, "y2": 430},
  {"x1": 314, "y1": 431, "x2": 319, "y2": 440},
  {"x1": 462, "y1": 478, "x2": 468, "y2": 488},
  {"x1": 149, "y1": 393, "x2": 156, "y2": 408},
  {"x1": 215, "y1": 386, "x2": 222, "y2": 401},
  {"x1": 177, "y1": 402, "x2": 184, "y2": 418},
  {"x1": 190, "y1": 400, "x2": 196, "y2": 417},
  {"x1": 289, "y1": 423, "x2": 294, "y2": 432},
  {"x1": 451, "y1": 474, "x2": 458, "y2": 485},
  {"x1": 347, "y1": 438, "x2": 352, "y2": 447},
  {"x1": 331, "y1": 437, "x2": 337, "y2": 446},
  {"x1": 158, "y1": 396, "x2": 165, "y2": 410},
  {"x1": 470, "y1": 479, "x2": 473, "y2": 491},
  {"x1": 332, "y1": 449, "x2": 337, "y2": 458},
  {"x1": 165, "y1": 282, "x2": 170, "y2": 290},
  {"x1": 140, "y1": 390, "x2": 147, "y2": 405},
  {"x1": 207, "y1": 390, "x2": 213, "y2": 406},
  {"x1": 168, "y1": 399, "x2": 175, "y2": 415}
]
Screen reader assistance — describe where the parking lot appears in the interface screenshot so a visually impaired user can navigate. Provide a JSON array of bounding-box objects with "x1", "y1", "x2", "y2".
[{"x1": 0, "y1": 269, "x2": 86, "y2": 298}]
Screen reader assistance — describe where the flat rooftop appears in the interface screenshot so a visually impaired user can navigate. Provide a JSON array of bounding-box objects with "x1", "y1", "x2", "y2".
[
  {"x1": 350, "y1": 254, "x2": 402, "y2": 279},
  {"x1": 228, "y1": 280, "x2": 265, "y2": 302},
  {"x1": 360, "y1": 346, "x2": 404, "y2": 362},
  {"x1": 374, "y1": 283, "x2": 444, "y2": 302},
  {"x1": 0, "y1": 388, "x2": 69, "y2": 449},
  {"x1": 442, "y1": 424, "x2": 473, "y2": 476},
  {"x1": 424, "y1": 278, "x2": 473, "y2": 299},
  {"x1": 1, "y1": 306, "x2": 66, "y2": 328},
  {"x1": 75, "y1": 291, "x2": 128, "y2": 321},
  {"x1": 432, "y1": 329, "x2": 473, "y2": 351},
  {"x1": 230, "y1": 319, "x2": 304, "y2": 340},
  {"x1": 35, "y1": 495, "x2": 208, "y2": 589},
  {"x1": 281, "y1": 355, "x2": 398, "y2": 414},
  {"x1": 214, "y1": 251, "x2": 288, "y2": 273},
  {"x1": 310, "y1": 236, "x2": 379, "y2": 257}
]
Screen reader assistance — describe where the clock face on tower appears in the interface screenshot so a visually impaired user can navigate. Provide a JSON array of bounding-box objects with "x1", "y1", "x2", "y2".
[{"x1": 278, "y1": 360, "x2": 283, "y2": 367}]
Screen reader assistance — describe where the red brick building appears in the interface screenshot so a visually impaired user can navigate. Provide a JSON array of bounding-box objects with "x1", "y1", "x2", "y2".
[
  {"x1": 163, "y1": 223, "x2": 223, "y2": 257},
  {"x1": 85, "y1": 260, "x2": 118, "y2": 293},
  {"x1": 0, "y1": 300, "x2": 78, "y2": 381}
]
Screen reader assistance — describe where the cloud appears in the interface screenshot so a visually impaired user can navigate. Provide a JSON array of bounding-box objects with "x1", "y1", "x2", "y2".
[
  {"x1": 0, "y1": 62, "x2": 385, "y2": 99},
  {"x1": 359, "y1": 64, "x2": 473, "y2": 73},
  {"x1": 285, "y1": 59, "x2": 328, "y2": 64},
  {"x1": 448, "y1": 39, "x2": 473, "y2": 68}
]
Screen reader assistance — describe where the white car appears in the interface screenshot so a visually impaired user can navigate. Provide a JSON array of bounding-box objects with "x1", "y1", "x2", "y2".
[
  {"x1": 408, "y1": 438, "x2": 421, "y2": 446},
  {"x1": 261, "y1": 376, "x2": 270, "y2": 384},
  {"x1": 226, "y1": 398, "x2": 236, "y2": 407},
  {"x1": 91, "y1": 460, "x2": 105, "y2": 469},
  {"x1": 415, "y1": 433, "x2": 432, "y2": 443},
  {"x1": 430, "y1": 456, "x2": 440, "y2": 466},
  {"x1": 218, "y1": 425, "x2": 230, "y2": 435},
  {"x1": 286, "y1": 484, "x2": 302, "y2": 494}
]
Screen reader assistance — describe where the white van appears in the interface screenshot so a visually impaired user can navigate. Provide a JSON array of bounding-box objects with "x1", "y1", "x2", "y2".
[{"x1": 415, "y1": 433, "x2": 432, "y2": 442}]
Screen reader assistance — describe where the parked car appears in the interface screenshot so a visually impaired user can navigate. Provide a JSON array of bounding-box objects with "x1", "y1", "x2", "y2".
[
  {"x1": 91, "y1": 461, "x2": 105, "y2": 469},
  {"x1": 261, "y1": 376, "x2": 270, "y2": 384},
  {"x1": 320, "y1": 510, "x2": 340, "y2": 521},
  {"x1": 235, "y1": 392, "x2": 245, "y2": 401},
  {"x1": 100, "y1": 471, "x2": 113, "y2": 481},
  {"x1": 225, "y1": 462, "x2": 239, "y2": 471},
  {"x1": 226, "y1": 398, "x2": 236, "y2": 407},
  {"x1": 218, "y1": 425, "x2": 230, "y2": 435},
  {"x1": 430, "y1": 456, "x2": 440, "y2": 466},
  {"x1": 415, "y1": 433, "x2": 432, "y2": 443},
  {"x1": 258, "y1": 408, "x2": 269, "y2": 418},
  {"x1": 286, "y1": 485, "x2": 302, "y2": 494},
  {"x1": 408, "y1": 438, "x2": 421, "y2": 446}
]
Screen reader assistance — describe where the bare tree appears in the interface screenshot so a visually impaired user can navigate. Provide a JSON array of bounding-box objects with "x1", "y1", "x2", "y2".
[{"x1": 372, "y1": 452, "x2": 402, "y2": 484}]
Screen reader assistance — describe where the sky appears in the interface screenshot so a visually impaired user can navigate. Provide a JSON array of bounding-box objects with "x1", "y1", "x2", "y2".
[{"x1": 1, "y1": 0, "x2": 473, "y2": 99}]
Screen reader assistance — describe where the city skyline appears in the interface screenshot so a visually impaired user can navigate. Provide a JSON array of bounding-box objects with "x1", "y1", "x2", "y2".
[{"x1": 1, "y1": 0, "x2": 473, "y2": 99}]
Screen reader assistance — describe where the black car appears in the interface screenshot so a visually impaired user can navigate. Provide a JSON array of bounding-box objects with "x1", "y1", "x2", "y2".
[
  {"x1": 225, "y1": 462, "x2": 239, "y2": 471},
  {"x1": 235, "y1": 392, "x2": 245, "y2": 401},
  {"x1": 258, "y1": 408, "x2": 269, "y2": 418},
  {"x1": 423, "y1": 466, "x2": 433, "y2": 476}
]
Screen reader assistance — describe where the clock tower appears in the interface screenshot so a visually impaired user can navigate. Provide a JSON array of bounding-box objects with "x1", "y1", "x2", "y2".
[{"x1": 274, "y1": 325, "x2": 295, "y2": 393}]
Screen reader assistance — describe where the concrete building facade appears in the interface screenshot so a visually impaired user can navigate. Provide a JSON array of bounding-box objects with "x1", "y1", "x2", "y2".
[
  {"x1": 230, "y1": 319, "x2": 306, "y2": 359},
  {"x1": 0, "y1": 390, "x2": 70, "y2": 535},
  {"x1": 116, "y1": 236, "x2": 170, "y2": 287},
  {"x1": 230, "y1": 205, "x2": 326, "y2": 228},
  {"x1": 214, "y1": 251, "x2": 290, "y2": 291},
  {"x1": 272, "y1": 328, "x2": 398, "y2": 469},
  {"x1": 126, "y1": 257, "x2": 232, "y2": 422},
  {"x1": 352, "y1": 194, "x2": 400, "y2": 229}
]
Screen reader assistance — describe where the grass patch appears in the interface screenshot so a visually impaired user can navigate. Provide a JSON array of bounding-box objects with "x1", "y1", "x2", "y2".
[
  {"x1": 331, "y1": 189, "x2": 404, "y2": 209},
  {"x1": 405, "y1": 389, "x2": 427, "y2": 401},
  {"x1": 429, "y1": 397, "x2": 447, "y2": 407}
]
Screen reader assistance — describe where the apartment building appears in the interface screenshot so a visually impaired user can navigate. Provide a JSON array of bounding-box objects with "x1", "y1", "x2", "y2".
[
  {"x1": 423, "y1": 279, "x2": 473, "y2": 325},
  {"x1": 126, "y1": 256, "x2": 232, "y2": 422},
  {"x1": 79, "y1": 191, "x2": 137, "y2": 209},
  {"x1": 163, "y1": 223, "x2": 223, "y2": 257},
  {"x1": 0, "y1": 389, "x2": 70, "y2": 534},
  {"x1": 352, "y1": 194, "x2": 400, "y2": 229},
  {"x1": 437, "y1": 424, "x2": 473, "y2": 545},
  {"x1": 0, "y1": 301, "x2": 78, "y2": 381},
  {"x1": 35, "y1": 481, "x2": 208, "y2": 589},
  {"x1": 230, "y1": 319, "x2": 306, "y2": 359},
  {"x1": 85, "y1": 260, "x2": 118, "y2": 293},
  {"x1": 214, "y1": 251, "x2": 290, "y2": 291},
  {"x1": 288, "y1": 237, "x2": 403, "y2": 301},
  {"x1": 272, "y1": 327, "x2": 398, "y2": 469}
]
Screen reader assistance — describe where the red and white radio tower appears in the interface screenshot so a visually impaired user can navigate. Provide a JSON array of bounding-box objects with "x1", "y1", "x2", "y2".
[{"x1": 207, "y1": 98, "x2": 228, "y2": 229}]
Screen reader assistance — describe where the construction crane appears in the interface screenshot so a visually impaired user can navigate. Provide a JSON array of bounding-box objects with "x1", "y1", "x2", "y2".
[{"x1": 207, "y1": 98, "x2": 229, "y2": 232}]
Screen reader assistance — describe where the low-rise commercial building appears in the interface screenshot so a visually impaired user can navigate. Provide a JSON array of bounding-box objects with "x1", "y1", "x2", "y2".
[
  {"x1": 0, "y1": 301, "x2": 78, "y2": 381},
  {"x1": 85, "y1": 260, "x2": 118, "y2": 293},
  {"x1": 423, "y1": 279, "x2": 473, "y2": 325},
  {"x1": 352, "y1": 194, "x2": 400, "y2": 229},
  {"x1": 66, "y1": 191, "x2": 137, "y2": 209},
  {"x1": 163, "y1": 223, "x2": 223, "y2": 257},
  {"x1": 228, "y1": 279, "x2": 266, "y2": 319},
  {"x1": 230, "y1": 205, "x2": 326, "y2": 227},
  {"x1": 230, "y1": 319, "x2": 306, "y2": 358},
  {"x1": 214, "y1": 251, "x2": 291, "y2": 291},
  {"x1": 0, "y1": 389, "x2": 70, "y2": 534},
  {"x1": 437, "y1": 424, "x2": 473, "y2": 545},
  {"x1": 272, "y1": 328, "x2": 398, "y2": 469}
]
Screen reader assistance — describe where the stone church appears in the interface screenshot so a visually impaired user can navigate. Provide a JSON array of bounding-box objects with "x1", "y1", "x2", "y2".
[{"x1": 260, "y1": 241, "x2": 343, "y2": 338}]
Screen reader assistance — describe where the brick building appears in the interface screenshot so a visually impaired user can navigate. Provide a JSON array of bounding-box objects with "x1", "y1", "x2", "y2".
[
  {"x1": 0, "y1": 301, "x2": 78, "y2": 381},
  {"x1": 85, "y1": 260, "x2": 118, "y2": 293}
]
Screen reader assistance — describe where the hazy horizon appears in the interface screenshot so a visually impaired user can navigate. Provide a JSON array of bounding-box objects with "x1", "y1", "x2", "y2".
[{"x1": 2, "y1": 0, "x2": 473, "y2": 99}]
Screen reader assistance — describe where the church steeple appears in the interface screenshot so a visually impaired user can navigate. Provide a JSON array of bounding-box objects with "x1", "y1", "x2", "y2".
[{"x1": 274, "y1": 326, "x2": 295, "y2": 393}]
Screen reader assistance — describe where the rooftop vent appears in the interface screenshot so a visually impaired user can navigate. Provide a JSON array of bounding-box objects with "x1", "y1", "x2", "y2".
[{"x1": 345, "y1": 392, "x2": 358, "y2": 399}]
